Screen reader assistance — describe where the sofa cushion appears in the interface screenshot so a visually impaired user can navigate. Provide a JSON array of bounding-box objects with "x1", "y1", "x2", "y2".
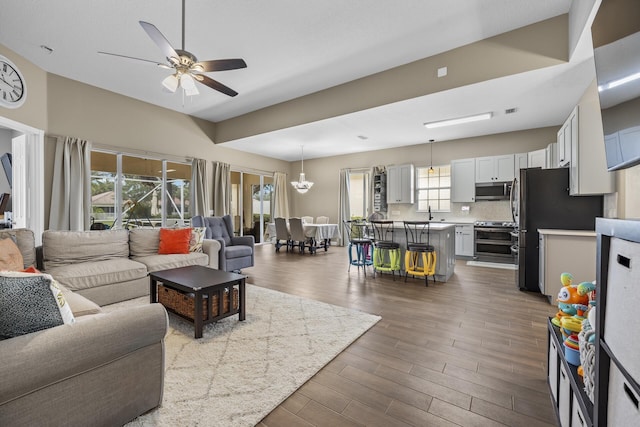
[
  {"x1": 0, "y1": 229, "x2": 36, "y2": 268},
  {"x1": 43, "y1": 230, "x2": 130, "y2": 270},
  {"x1": 158, "y1": 228, "x2": 191, "y2": 254},
  {"x1": 132, "y1": 252, "x2": 208, "y2": 273},
  {"x1": 224, "y1": 245, "x2": 253, "y2": 259},
  {"x1": 129, "y1": 228, "x2": 160, "y2": 257},
  {"x1": 45, "y1": 258, "x2": 148, "y2": 292},
  {"x1": 0, "y1": 272, "x2": 75, "y2": 340},
  {"x1": 0, "y1": 237, "x2": 24, "y2": 271},
  {"x1": 57, "y1": 282, "x2": 102, "y2": 317}
]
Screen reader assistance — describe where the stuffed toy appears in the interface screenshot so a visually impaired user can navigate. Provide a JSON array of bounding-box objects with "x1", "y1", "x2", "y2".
[{"x1": 552, "y1": 273, "x2": 590, "y2": 328}]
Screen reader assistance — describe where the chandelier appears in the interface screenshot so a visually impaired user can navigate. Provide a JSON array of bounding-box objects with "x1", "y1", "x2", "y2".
[{"x1": 291, "y1": 145, "x2": 314, "y2": 194}]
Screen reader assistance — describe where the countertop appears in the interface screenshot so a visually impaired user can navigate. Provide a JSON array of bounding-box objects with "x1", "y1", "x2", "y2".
[
  {"x1": 389, "y1": 222, "x2": 456, "y2": 231},
  {"x1": 538, "y1": 229, "x2": 596, "y2": 237}
]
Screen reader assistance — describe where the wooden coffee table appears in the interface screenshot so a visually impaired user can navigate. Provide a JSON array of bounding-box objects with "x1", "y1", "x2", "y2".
[{"x1": 149, "y1": 265, "x2": 246, "y2": 339}]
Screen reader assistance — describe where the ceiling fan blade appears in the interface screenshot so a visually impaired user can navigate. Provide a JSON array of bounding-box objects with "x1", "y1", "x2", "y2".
[
  {"x1": 139, "y1": 21, "x2": 179, "y2": 63},
  {"x1": 197, "y1": 75, "x2": 239, "y2": 97},
  {"x1": 198, "y1": 59, "x2": 247, "y2": 72},
  {"x1": 98, "y1": 51, "x2": 168, "y2": 67}
]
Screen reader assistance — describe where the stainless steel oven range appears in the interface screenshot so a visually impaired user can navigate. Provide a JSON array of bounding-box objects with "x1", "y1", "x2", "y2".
[{"x1": 473, "y1": 221, "x2": 517, "y2": 263}]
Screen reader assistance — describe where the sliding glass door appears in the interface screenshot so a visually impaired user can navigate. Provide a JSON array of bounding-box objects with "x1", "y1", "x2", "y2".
[{"x1": 230, "y1": 170, "x2": 273, "y2": 243}]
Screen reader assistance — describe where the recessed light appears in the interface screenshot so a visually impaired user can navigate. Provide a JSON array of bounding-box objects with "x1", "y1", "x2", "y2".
[{"x1": 357, "y1": 135, "x2": 368, "y2": 140}]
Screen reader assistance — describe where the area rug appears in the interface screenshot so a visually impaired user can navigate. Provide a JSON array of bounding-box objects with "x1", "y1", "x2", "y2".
[
  {"x1": 466, "y1": 260, "x2": 517, "y2": 270},
  {"x1": 101, "y1": 284, "x2": 381, "y2": 427}
]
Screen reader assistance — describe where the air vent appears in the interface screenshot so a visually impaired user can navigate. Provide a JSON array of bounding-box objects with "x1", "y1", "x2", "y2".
[{"x1": 505, "y1": 108, "x2": 518, "y2": 114}]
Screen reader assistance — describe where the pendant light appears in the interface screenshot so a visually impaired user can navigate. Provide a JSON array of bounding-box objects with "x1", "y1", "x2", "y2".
[
  {"x1": 428, "y1": 139, "x2": 435, "y2": 174},
  {"x1": 291, "y1": 145, "x2": 314, "y2": 194}
]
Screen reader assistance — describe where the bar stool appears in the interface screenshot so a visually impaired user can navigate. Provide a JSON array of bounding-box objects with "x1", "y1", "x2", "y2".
[
  {"x1": 343, "y1": 219, "x2": 373, "y2": 275},
  {"x1": 370, "y1": 220, "x2": 402, "y2": 280},
  {"x1": 403, "y1": 221, "x2": 437, "y2": 286}
]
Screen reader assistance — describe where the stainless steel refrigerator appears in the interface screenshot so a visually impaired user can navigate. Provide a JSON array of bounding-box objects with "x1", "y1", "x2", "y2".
[{"x1": 515, "y1": 168, "x2": 602, "y2": 292}]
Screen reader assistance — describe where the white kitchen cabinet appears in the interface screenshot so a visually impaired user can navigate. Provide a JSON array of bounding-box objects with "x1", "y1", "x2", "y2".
[
  {"x1": 475, "y1": 154, "x2": 515, "y2": 183},
  {"x1": 454, "y1": 224, "x2": 474, "y2": 257},
  {"x1": 386, "y1": 164, "x2": 414, "y2": 204},
  {"x1": 515, "y1": 152, "x2": 528, "y2": 177},
  {"x1": 450, "y1": 158, "x2": 475, "y2": 202},
  {"x1": 568, "y1": 104, "x2": 615, "y2": 195},
  {"x1": 546, "y1": 142, "x2": 557, "y2": 169},
  {"x1": 528, "y1": 148, "x2": 546, "y2": 169},
  {"x1": 538, "y1": 229, "x2": 596, "y2": 298},
  {"x1": 557, "y1": 108, "x2": 573, "y2": 167}
]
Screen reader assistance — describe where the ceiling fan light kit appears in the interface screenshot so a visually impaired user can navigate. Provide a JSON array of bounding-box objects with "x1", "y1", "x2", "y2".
[{"x1": 99, "y1": 0, "x2": 246, "y2": 98}]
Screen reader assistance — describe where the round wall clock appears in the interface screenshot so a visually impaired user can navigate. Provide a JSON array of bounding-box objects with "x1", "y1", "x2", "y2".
[{"x1": 0, "y1": 54, "x2": 26, "y2": 109}]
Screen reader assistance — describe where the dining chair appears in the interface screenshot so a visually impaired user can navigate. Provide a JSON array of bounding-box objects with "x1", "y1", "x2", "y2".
[
  {"x1": 403, "y1": 221, "x2": 437, "y2": 286},
  {"x1": 274, "y1": 217, "x2": 291, "y2": 252},
  {"x1": 315, "y1": 216, "x2": 329, "y2": 224},
  {"x1": 289, "y1": 217, "x2": 314, "y2": 254},
  {"x1": 301, "y1": 216, "x2": 314, "y2": 224}
]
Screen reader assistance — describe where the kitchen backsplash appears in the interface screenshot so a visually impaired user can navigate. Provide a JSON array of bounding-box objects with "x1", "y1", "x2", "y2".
[{"x1": 385, "y1": 200, "x2": 513, "y2": 223}]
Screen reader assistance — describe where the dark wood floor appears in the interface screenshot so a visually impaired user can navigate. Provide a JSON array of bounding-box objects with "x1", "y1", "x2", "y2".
[{"x1": 245, "y1": 244, "x2": 558, "y2": 427}]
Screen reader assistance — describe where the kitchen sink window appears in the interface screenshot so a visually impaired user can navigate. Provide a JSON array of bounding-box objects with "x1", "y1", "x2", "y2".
[{"x1": 416, "y1": 165, "x2": 450, "y2": 212}]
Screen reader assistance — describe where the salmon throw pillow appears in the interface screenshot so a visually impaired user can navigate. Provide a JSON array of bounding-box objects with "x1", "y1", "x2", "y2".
[
  {"x1": 0, "y1": 238, "x2": 24, "y2": 271},
  {"x1": 158, "y1": 228, "x2": 192, "y2": 255}
]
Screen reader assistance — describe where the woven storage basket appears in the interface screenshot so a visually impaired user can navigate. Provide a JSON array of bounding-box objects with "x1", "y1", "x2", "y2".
[
  {"x1": 157, "y1": 284, "x2": 239, "y2": 321},
  {"x1": 579, "y1": 318, "x2": 596, "y2": 403}
]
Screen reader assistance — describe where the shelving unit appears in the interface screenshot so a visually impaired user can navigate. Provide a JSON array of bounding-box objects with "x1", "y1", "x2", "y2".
[
  {"x1": 547, "y1": 218, "x2": 640, "y2": 426},
  {"x1": 373, "y1": 171, "x2": 387, "y2": 213},
  {"x1": 548, "y1": 319, "x2": 593, "y2": 426}
]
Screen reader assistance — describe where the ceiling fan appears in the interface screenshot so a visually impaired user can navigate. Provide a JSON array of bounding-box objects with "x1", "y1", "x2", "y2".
[{"x1": 99, "y1": 0, "x2": 246, "y2": 97}]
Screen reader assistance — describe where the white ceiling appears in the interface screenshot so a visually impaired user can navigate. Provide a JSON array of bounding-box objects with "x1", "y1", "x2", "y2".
[{"x1": 0, "y1": 0, "x2": 596, "y2": 161}]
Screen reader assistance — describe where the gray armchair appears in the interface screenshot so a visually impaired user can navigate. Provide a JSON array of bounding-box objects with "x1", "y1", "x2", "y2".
[{"x1": 191, "y1": 215, "x2": 255, "y2": 272}]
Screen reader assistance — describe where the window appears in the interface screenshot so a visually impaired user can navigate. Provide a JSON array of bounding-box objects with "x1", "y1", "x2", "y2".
[
  {"x1": 90, "y1": 151, "x2": 191, "y2": 229},
  {"x1": 416, "y1": 165, "x2": 450, "y2": 212}
]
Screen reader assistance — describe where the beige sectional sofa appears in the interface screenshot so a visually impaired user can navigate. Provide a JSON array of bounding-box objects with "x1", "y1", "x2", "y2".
[
  {"x1": 42, "y1": 228, "x2": 221, "y2": 305},
  {"x1": 0, "y1": 227, "x2": 221, "y2": 426}
]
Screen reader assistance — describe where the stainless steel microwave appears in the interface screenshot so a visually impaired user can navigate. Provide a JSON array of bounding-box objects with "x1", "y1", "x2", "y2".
[{"x1": 475, "y1": 182, "x2": 512, "y2": 201}]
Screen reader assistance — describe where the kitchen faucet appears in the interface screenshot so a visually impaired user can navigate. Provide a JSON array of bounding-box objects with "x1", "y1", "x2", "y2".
[{"x1": 428, "y1": 206, "x2": 434, "y2": 221}]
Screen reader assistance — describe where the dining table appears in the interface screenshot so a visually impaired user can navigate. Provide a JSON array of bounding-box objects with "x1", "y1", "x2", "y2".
[{"x1": 266, "y1": 222, "x2": 340, "y2": 252}]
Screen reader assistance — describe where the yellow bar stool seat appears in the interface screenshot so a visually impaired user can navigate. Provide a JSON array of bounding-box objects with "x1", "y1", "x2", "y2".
[{"x1": 403, "y1": 221, "x2": 437, "y2": 286}]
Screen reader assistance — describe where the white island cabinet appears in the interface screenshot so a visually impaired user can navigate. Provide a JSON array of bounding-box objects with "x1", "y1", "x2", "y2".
[{"x1": 538, "y1": 229, "x2": 596, "y2": 300}]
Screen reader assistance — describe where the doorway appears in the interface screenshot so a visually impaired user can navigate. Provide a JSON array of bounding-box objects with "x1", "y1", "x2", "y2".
[
  {"x1": 0, "y1": 116, "x2": 45, "y2": 244},
  {"x1": 230, "y1": 170, "x2": 273, "y2": 243}
]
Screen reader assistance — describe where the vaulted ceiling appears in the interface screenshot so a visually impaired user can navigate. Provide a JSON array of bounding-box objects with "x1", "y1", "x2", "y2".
[{"x1": 0, "y1": 0, "x2": 598, "y2": 160}]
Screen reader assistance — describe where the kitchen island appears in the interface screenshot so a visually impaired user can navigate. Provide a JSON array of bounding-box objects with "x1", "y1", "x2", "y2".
[{"x1": 388, "y1": 222, "x2": 456, "y2": 282}]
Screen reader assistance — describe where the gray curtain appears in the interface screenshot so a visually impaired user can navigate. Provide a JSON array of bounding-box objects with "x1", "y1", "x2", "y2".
[
  {"x1": 338, "y1": 168, "x2": 350, "y2": 246},
  {"x1": 272, "y1": 171, "x2": 290, "y2": 219},
  {"x1": 191, "y1": 158, "x2": 210, "y2": 217},
  {"x1": 49, "y1": 136, "x2": 92, "y2": 231},
  {"x1": 212, "y1": 161, "x2": 231, "y2": 216}
]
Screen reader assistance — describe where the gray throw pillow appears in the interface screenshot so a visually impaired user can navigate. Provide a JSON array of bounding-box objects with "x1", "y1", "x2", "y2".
[{"x1": 0, "y1": 274, "x2": 64, "y2": 340}]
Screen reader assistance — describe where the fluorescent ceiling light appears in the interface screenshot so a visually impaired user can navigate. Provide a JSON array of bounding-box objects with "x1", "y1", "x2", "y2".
[
  {"x1": 598, "y1": 71, "x2": 640, "y2": 92},
  {"x1": 424, "y1": 112, "x2": 493, "y2": 129}
]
